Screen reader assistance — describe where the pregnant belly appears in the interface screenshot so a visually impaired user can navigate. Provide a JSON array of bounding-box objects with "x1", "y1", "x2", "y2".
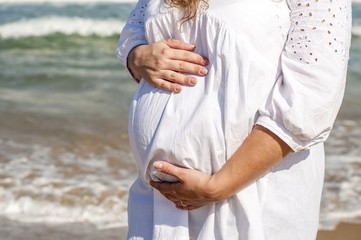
[{"x1": 128, "y1": 81, "x2": 226, "y2": 182}]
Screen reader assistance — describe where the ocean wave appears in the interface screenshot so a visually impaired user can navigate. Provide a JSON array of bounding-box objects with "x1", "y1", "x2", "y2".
[
  {"x1": 320, "y1": 154, "x2": 361, "y2": 230},
  {"x1": 0, "y1": 16, "x2": 125, "y2": 38},
  {"x1": 319, "y1": 119, "x2": 361, "y2": 230},
  {"x1": 1, "y1": 17, "x2": 360, "y2": 40},
  {"x1": 353, "y1": 25, "x2": 361, "y2": 37},
  {"x1": 0, "y1": 139, "x2": 135, "y2": 228}
]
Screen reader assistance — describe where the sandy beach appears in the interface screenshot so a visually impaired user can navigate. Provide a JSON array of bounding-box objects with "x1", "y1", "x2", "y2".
[
  {"x1": 0, "y1": 217, "x2": 128, "y2": 240},
  {"x1": 317, "y1": 222, "x2": 361, "y2": 240}
]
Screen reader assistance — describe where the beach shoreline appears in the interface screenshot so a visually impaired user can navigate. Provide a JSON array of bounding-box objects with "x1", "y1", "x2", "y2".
[
  {"x1": 317, "y1": 221, "x2": 361, "y2": 240},
  {"x1": 1, "y1": 216, "x2": 361, "y2": 240},
  {"x1": 0, "y1": 217, "x2": 128, "y2": 240}
]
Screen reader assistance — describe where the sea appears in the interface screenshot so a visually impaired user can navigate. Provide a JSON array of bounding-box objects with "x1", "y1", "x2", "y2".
[{"x1": 0, "y1": 0, "x2": 360, "y2": 233}]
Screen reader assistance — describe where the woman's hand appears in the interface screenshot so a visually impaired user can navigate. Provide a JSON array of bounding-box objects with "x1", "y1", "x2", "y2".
[
  {"x1": 150, "y1": 161, "x2": 221, "y2": 210},
  {"x1": 127, "y1": 39, "x2": 209, "y2": 92}
]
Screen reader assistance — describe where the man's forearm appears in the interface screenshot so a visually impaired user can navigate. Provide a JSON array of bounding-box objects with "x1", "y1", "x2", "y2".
[{"x1": 209, "y1": 125, "x2": 292, "y2": 200}]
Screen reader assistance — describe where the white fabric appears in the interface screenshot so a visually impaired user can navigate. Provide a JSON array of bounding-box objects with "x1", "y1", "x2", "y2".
[{"x1": 117, "y1": 0, "x2": 352, "y2": 239}]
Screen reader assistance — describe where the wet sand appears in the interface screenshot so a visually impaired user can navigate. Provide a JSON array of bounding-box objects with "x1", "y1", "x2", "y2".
[
  {"x1": 1, "y1": 216, "x2": 361, "y2": 240},
  {"x1": 317, "y1": 222, "x2": 361, "y2": 240},
  {"x1": 0, "y1": 217, "x2": 127, "y2": 240}
]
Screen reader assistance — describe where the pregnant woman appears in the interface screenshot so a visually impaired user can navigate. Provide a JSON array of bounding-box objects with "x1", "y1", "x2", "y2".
[{"x1": 117, "y1": 0, "x2": 352, "y2": 239}]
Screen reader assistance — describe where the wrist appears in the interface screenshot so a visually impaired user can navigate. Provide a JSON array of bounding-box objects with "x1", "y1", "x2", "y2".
[
  {"x1": 127, "y1": 45, "x2": 145, "y2": 83},
  {"x1": 206, "y1": 174, "x2": 230, "y2": 202}
]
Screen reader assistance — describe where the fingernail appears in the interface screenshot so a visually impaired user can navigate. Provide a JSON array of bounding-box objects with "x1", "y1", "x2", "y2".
[
  {"x1": 190, "y1": 78, "x2": 197, "y2": 85},
  {"x1": 175, "y1": 86, "x2": 181, "y2": 92},
  {"x1": 153, "y1": 162, "x2": 163, "y2": 169},
  {"x1": 202, "y1": 58, "x2": 209, "y2": 65},
  {"x1": 200, "y1": 68, "x2": 208, "y2": 75}
]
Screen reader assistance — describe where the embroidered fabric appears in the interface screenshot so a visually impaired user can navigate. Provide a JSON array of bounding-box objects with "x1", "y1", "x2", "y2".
[
  {"x1": 117, "y1": 0, "x2": 352, "y2": 151},
  {"x1": 117, "y1": 0, "x2": 351, "y2": 67},
  {"x1": 116, "y1": 0, "x2": 149, "y2": 67},
  {"x1": 128, "y1": 0, "x2": 147, "y2": 25},
  {"x1": 257, "y1": 0, "x2": 352, "y2": 151},
  {"x1": 120, "y1": 1, "x2": 352, "y2": 238},
  {"x1": 286, "y1": 0, "x2": 352, "y2": 65}
]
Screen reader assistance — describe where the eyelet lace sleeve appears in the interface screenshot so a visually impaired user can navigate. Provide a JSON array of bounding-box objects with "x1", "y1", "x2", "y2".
[
  {"x1": 116, "y1": 0, "x2": 149, "y2": 67},
  {"x1": 257, "y1": 0, "x2": 352, "y2": 152},
  {"x1": 287, "y1": 0, "x2": 351, "y2": 65}
]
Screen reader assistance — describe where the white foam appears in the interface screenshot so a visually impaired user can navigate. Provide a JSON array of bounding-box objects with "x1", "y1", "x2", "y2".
[
  {"x1": 316, "y1": 119, "x2": 361, "y2": 230},
  {"x1": 320, "y1": 209, "x2": 361, "y2": 230},
  {"x1": 0, "y1": 16, "x2": 125, "y2": 38},
  {"x1": 0, "y1": 191, "x2": 129, "y2": 229},
  {"x1": 319, "y1": 153, "x2": 361, "y2": 230},
  {"x1": 353, "y1": 25, "x2": 361, "y2": 37},
  {"x1": 0, "y1": 139, "x2": 136, "y2": 228}
]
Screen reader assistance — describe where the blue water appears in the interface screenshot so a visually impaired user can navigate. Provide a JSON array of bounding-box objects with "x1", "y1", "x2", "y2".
[{"x1": 0, "y1": 0, "x2": 360, "y2": 231}]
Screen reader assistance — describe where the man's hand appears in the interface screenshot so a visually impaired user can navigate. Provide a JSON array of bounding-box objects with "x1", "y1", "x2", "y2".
[
  {"x1": 150, "y1": 161, "x2": 218, "y2": 210},
  {"x1": 149, "y1": 126, "x2": 292, "y2": 210}
]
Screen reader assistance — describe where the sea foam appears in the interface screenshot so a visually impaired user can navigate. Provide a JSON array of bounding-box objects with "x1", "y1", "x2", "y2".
[
  {"x1": 0, "y1": 139, "x2": 135, "y2": 229},
  {"x1": 1, "y1": 16, "x2": 360, "y2": 40},
  {"x1": 0, "y1": 16, "x2": 125, "y2": 38},
  {"x1": 353, "y1": 25, "x2": 361, "y2": 37}
]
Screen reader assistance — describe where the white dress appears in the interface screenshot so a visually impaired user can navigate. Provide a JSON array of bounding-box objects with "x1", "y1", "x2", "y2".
[{"x1": 116, "y1": 0, "x2": 352, "y2": 239}]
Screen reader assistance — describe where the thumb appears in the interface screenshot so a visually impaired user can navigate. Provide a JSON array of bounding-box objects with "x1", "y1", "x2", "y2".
[{"x1": 153, "y1": 161, "x2": 185, "y2": 182}]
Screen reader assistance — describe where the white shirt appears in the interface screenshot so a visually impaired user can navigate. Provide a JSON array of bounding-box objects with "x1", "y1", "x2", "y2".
[{"x1": 117, "y1": 0, "x2": 352, "y2": 239}]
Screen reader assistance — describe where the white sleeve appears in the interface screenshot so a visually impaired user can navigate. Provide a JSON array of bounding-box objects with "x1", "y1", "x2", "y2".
[
  {"x1": 256, "y1": 0, "x2": 352, "y2": 152},
  {"x1": 116, "y1": 0, "x2": 149, "y2": 67}
]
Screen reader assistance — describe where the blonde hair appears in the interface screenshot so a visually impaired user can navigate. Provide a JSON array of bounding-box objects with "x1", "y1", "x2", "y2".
[{"x1": 165, "y1": 0, "x2": 208, "y2": 22}]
